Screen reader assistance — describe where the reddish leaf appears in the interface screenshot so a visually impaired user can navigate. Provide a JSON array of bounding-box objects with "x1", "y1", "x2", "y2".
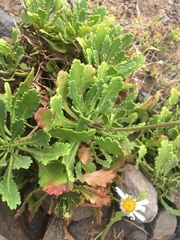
[
  {"x1": 43, "y1": 182, "x2": 67, "y2": 196},
  {"x1": 34, "y1": 107, "x2": 53, "y2": 131},
  {"x1": 80, "y1": 169, "x2": 116, "y2": 187}
]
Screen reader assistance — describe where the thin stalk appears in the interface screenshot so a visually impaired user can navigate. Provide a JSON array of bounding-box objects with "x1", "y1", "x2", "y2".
[
  {"x1": 89, "y1": 120, "x2": 180, "y2": 132},
  {"x1": 93, "y1": 211, "x2": 126, "y2": 240}
]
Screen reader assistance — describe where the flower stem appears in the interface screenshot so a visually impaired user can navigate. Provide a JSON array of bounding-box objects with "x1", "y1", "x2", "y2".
[{"x1": 93, "y1": 211, "x2": 126, "y2": 240}]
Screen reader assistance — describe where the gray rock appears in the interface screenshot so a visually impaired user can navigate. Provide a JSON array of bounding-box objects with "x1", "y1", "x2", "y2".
[
  {"x1": 125, "y1": 230, "x2": 147, "y2": 240},
  {"x1": 119, "y1": 164, "x2": 158, "y2": 223},
  {"x1": 169, "y1": 183, "x2": 180, "y2": 210},
  {"x1": 0, "y1": 199, "x2": 28, "y2": 240},
  {"x1": 0, "y1": 11, "x2": 16, "y2": 37},
  {"x1": 151, "y1": 210, "x2": 177, "y2": 239},
  {"x1": 0, "y1": 235, "x2": 7, "y2": 240},
  {"x1": 68, "y1": 216, "x2": 97, "y2": 240},
  {"x1": 43, "y1": 218, "x2": 73, "y2": 240},
  {"x1": 71, "y1": 206, "x2": 93, "y2": 221}
]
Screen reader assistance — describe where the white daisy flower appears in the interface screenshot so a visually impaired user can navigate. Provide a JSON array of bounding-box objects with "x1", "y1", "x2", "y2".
[{"x1": 115, "y1": 187, "x2": 149, "y2": 222}]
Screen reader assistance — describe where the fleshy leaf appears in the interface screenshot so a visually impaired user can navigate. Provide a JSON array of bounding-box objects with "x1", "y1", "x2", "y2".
[
  {"x1": 0, "y1": 170, "x2": 21, "y2": 210},
  {"x1": 0, "y1": 99, "x2": 6, "y2": 132},
  {"x1": 11, "y1": 119, "x2": 25, "y2": 141},
  {"x1": 38, "y1": 162, "x2": 68, "y2": 196},
  {"x1": 12, "y1": 153, "x2": 32, "y2": 169},
  {"x1": 155, "y1": 140, "x2": 173, "y2": 179},
  {"x1": 31, "y1": 142, "x2": 70, "y2": 165},
  {"x1": 49, "y1": 127, "x2": 96, "y2": 143},
  {"x1": 80, "y1": 169, "x2": 116, "y2": 187},
  {"x1": 34, "y1": 107, "x2": 53, "y2": 131},
  {"x1": 94, "y1": 136, "x2": 124, "y2": 155},
  {"x1": 19, "y1": 129, "x2": 50, "y2": 147},
  {"x1": 15, "y1": 89, "x2": 40, "y2": 120}
]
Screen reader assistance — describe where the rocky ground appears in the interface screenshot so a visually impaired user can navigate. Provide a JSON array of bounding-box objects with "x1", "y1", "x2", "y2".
[{"x1": 0, "y1": 0, "x2": 180, "y2": 240}]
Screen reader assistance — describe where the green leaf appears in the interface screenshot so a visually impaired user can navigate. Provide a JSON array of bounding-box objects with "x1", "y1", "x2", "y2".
[
  {"x1": 12, "y1": 153, "x2": 32, "y2": 169},
  {"x1": 0, "y1": 152, "x2": 8, "y2": 167},
  {"x1": 0, "y1": 99, "x2": 6, "y2": 130},
  {"x1": 34, "y1": 107, "x2": 53, "y2": 131},
  {"x1": 15, "y1": 89, "x2": 40, "y2": 120},
  {"x1": 56, "y1": 70, "x2": 68, "y2": 100},
  {"x1": 38, "y1": 162, "x2": 68, "y2": 187},
  {"x1": 0, "y1": 39, "x2": 14, "y2": 56},
  {"x1": 31, "y1": 142, "x2": 70, "y2": 165},
  {"x1": 98, "y1": 77, "x2": 124, "y2": 112},
  {"x1": 69, "y1": 59, "x2": 86, "y2": 93},
  {"x1": 50, "y1": 95, "x2": 76, "y2": 128},
  {"x1": 85, "y1": 80, "x2": 104, "y2": 114},
  {"x1": 49, "y1": 127, "x2": 96, "y2": 143},
  {"x1": 0, "y1": 170, "x2": 21, "y2": 210},
  {"x1": 155, "y1": 140, "x2": 173, "y2": 179},
  {"x1": 135, "y1": 145, "x2": 147, "y2": 169},
  {"x1": 166, "y1": 87, "x2": 179, "y2": 108},
  {"x1": 4, "y1": 82, "x2": 12, "y2": 113},
  {"x1": 19, "y1": 129, "x2": 50, "y2": 147},
  {"x1": 160, "y1": 195, "x2": 180, "y2": 216},
  {"x1": 94, "y1": 136, "x2": 124, "y2": 155},
  {"x1": 11, "y1": 119, "x2": 25, "y2": 141},
  {"x1": 136, "y1": 188, "x2": 147, "y2": 202},
  {"x1": 12, "y1": 68, "x2": 34, "y2": 104}
]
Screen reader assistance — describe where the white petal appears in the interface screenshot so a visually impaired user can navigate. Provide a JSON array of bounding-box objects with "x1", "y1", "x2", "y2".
[
  {"x1": 129, "y1": 212, "x2": 135, "y2": 221},
  {"x1": 115, "y1": 187, "x2": 126, "y2": 199},
  {"x1": 137, "y1": 199, "x2": 149, "y2": 205},
  {"x1": 133, "y1": 211, "x2": 145, "y2": 222},
  {"x1": 135, "y1": 205, "x2": 146, "y2": 212}
]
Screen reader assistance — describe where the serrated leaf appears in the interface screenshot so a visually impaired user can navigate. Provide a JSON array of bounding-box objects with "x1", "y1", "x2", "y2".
[
  {"x1": 166, "y1": 87, "x2": 179, "y2": 108},
  {"x1": 4, "y1": 82, "x2": 12, "y2": 113},
  {"x1": 163, "y1": 154, "x2": 178, "y2": 176},
  {"x1": 86, "y1": 80, "x2": 104, "y2": 114},
  {"x1": 75, "y1": 161, "x2": 83, "y2": 180},
  {"x1": 121, "y1": 34, "x2": 134, "y2": 49},
  {"x1": 15, "y1": 89, "x2": 40, "y2": 120},
  {"x1": 19, "y1": 129, "x2": 50, "y2": 147},
  {"x1": 12, "y1": 68, "x2": 34, "y2": 104},
  {"x1": 0, "y1": 170, "x2": 21, "y2": 209},
  {"x1": 155, "y1": 140, "x2": 173, "y2": 179},
  {"x1": 69, "y1": 59, "x2": 86, "y2": 93},
  {"x1": 31, "y1": 142, "x2": 70, "y2": 165},
  {"x1": 94, "y1": 136, "x2": 124, "y2": 155},
  {"x1": 49, "y1": 127, "x2": 96, "y2": 143},
  {"x1": 94, "y1": 149, "x2": 112, "y2": 168},
  {"x1": 0, "y1": 152, "x2": 8, "y2": 167},
  {"x1": 34, "y1": 107, "x2": 53, "y2": 131},
  {"x1": 0, "y1": 99, "x2": 6, "y2": 131},
  {"x1": 98, "y1": 77, "x2": 124, "y2": 112},
  {"x1": 11, "y1": 119, "x2": 25, "y2": 141},
  {"x1": 136, "y1": 188, "x2": 147, "y2": 202},
  {"x1": 50, "y1": 95, "x2": 76, "y2": 128},
  {"x1": 135, "y1": 145, "x2": 147, "y2": 169},
  {"x1": 0, "y1": 39, "x2": 14, "y2": 56},
  {"x1": 97, "y1": 61, "x2": 108, "y2": 81},
  {"x1": 160, "y1": 195, "x2": 180, "y2": 216},
  {"x1": 12, "y1": 153, "x2": 32, "y2": 169},
  {"x1": 38, "y1": 162, "x2": 68, "y2": 188},
  {"x1": 56, "y1": 70, "x2": 68, "y2": 100}
]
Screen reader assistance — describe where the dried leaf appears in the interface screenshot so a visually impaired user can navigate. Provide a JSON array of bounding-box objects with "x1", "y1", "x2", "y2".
[
  {"x1": 78, "y1": 145, "x2": 93, "y2": 165},
  {"x1": 80, "y1": 169, "x2": 116, "y2": 187}
]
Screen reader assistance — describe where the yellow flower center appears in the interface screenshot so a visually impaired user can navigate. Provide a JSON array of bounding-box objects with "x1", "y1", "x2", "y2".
[{"x1": 121, "y1": 197, "x2": 136, "y2": 213}]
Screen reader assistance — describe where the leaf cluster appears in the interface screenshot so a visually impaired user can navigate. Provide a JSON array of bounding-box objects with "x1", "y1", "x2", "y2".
[{"x1": 0, "y1": 0, "x2": 180, "y2": 220}]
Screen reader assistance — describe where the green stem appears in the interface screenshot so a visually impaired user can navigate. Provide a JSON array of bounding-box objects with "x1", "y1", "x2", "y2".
[
  {"x1": 93, "y1": 211, "x2": 126, "y2": 240},
  {"x1": 90, "y1": 120, "x2": 180, "y2": 133}
]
